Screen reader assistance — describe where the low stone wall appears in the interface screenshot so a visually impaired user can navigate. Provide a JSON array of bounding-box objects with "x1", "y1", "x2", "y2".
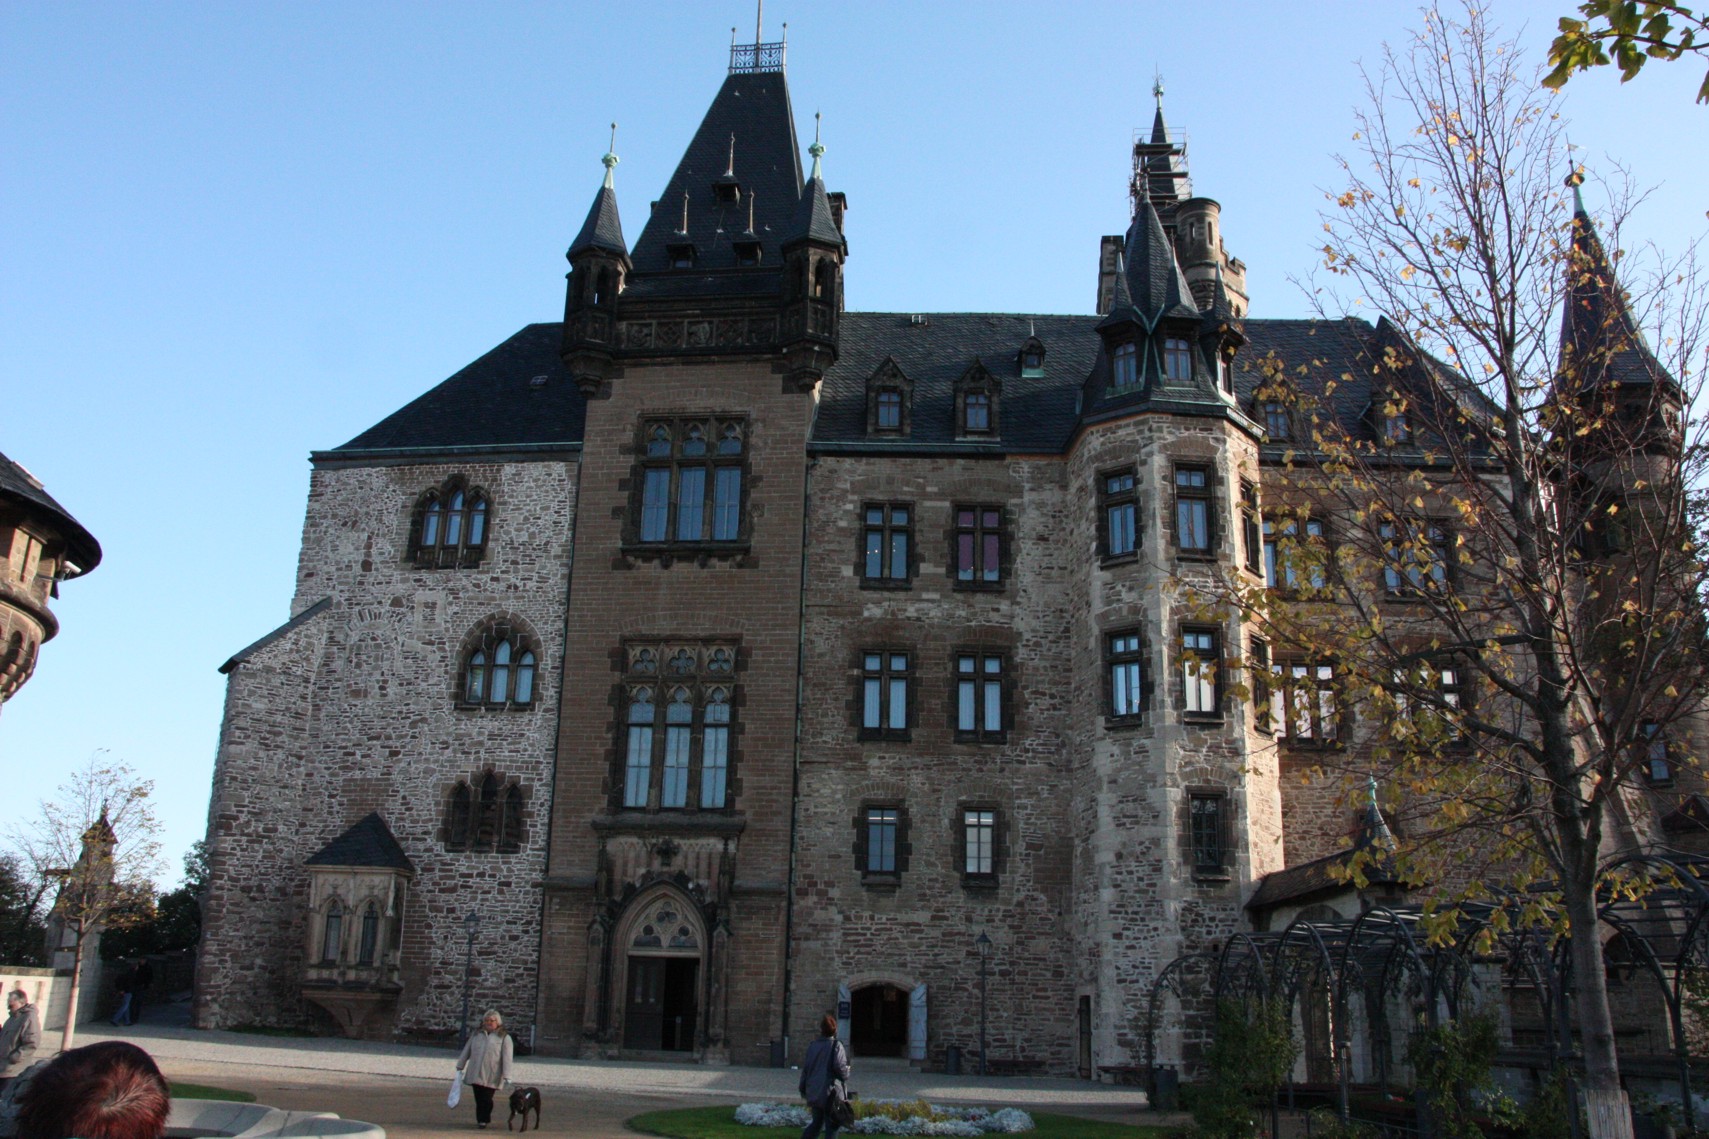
[{"x1": 166, "y1": 1100, "x2": 384, "y2": 1139}]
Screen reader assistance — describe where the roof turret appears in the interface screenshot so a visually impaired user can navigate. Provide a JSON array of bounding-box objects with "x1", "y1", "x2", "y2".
[
  {"x1": 1119, "y1": 185, "x2": 1199, "y2": 327},
  {"x1": 566, "y1": 126, "x2": 630, "y2": 265},
  {"x1": 1559, "y1": 167, "x2": 1673, "y2": 395},
  {"x1": 787, "y1": 118, "x2": 844, "y2": 250}
]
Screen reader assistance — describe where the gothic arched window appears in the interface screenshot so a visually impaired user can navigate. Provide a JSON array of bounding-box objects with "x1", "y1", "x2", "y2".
[
  {"x1": 357, "y1": 902, "x2": 380, "y2": 965},
  {"x1": 458, "y1": 619, "x2": 540, "y2": 709},
  {"x1": 321, "y1": 900, "x2": 344, "y2": 964},
  {"x1": 410, "y1": 476, "x2": 491, "y2": 569},
  {"x1": 444, "y1": 771, "x2": 528, "y2": 853},
  {"x1": 618, "y1": 640, "x2": 741, "y2": 812}
]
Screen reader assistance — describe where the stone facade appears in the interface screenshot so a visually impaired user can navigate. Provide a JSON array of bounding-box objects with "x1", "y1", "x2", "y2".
[{"x1": 197, "y1": 458, "x2": 575, "y2": 1039}]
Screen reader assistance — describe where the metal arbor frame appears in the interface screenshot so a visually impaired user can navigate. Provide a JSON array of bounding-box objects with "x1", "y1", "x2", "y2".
[{"x1": 1141, "y1": 863, "x2": 1709, "y2": 1134}]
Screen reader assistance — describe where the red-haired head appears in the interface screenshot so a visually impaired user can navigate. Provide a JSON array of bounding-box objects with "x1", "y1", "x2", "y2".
[{"x1": 16, "y1": 1040, "x2": 170, "y2": 1139}]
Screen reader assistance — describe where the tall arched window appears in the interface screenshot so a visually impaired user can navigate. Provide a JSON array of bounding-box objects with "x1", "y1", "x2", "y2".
[
  {"x1": 477, "y1": 772, "x2": 500, "y2": 846},
  {"x1": 321, "y1": 901, "x2": 344, "y2": 964},
  {"x1": 447, "y1": 782, "x2": 473, "y2": 847},
  {"x1": 458, "y1": 619, "x2": 541, "y2": 709},
  {"x1": 410, "y1": 476, "x2": 492, "y2": 568},
  {"x1": 358, "y1": 902, "x2": 379, "y2": 965},
  {"x1": 618, "y1": 639, "x2": 741, "y2": 813}
]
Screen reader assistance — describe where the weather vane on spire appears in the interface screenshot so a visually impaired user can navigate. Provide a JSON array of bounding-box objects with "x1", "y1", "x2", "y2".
[
  {"x1": 602, "y1": 122, "x2": 619, "y2": 189},
  {"x1": 1153, "y1": 72, "x2": 1165, "y2": 104}
]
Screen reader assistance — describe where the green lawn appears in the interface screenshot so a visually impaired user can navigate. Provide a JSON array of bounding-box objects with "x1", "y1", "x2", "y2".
[
  {"x1": 171, "y1": 1083, "x2": 257, "y2": 1102},
  {"x1": 626, "y1": 1105, "x2": 1171, "y2": 1138}
]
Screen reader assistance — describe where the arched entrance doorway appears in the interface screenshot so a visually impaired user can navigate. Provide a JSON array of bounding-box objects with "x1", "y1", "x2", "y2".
[
  {"x1": 616, "y1": 891, "x2": 703, "y2": 1053},
  {"x1": 850, "y1": 983, "x2": 909, "y2": 1057}
]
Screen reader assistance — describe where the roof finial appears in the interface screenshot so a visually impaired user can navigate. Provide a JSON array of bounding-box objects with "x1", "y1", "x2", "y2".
[
  {"x1": 755, "y1": 0, "x2": 763, "y2": 48},
  {"x1": 601, "y1": 122, "x2": 619, "y2": 190},
  {"x1": 747, "y1": 191, "x2": 756, "y2": 234},
  {"x1": 1153, "y1": 72, "x2": 1165, "y2": 105},
  {"x1": 809, "y1": 111, "x2": 825, "y2": 180},
  {"x1": 679, "y1": 190, "x2": 689, "y2": 235},
  {"x1": 727, "y1": 133, "x2": 736, "y2": 177},
  {"x1": 1564, "y1": 158, "x2": 1587, "y2": 214}
]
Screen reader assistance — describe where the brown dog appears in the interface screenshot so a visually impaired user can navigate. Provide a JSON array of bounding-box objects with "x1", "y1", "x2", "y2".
[{"x1": 507, "y1": 1086, "x2": 542, "y2": 1132}]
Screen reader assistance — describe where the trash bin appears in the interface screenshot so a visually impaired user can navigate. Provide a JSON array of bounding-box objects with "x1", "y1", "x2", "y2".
[
  {"x1": 1150, "y1": 1066, "x2": 1179, "y2": 1112},
  {"x1": 944, "y1": 1045, "x2": 962, "y2": 1075}
]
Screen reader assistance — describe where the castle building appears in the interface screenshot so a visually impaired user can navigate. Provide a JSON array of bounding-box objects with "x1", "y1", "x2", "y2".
[
  {"x1": 0, "y1": 450, "x2": 101, "y2": 710},
  {"x1": 194, "y1": 37, "x2": 1697, "y2": 1074}
]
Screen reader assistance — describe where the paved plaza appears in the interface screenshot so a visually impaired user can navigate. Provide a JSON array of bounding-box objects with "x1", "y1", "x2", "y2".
[{"x1": 78, "y1": 1018, "x2": 1156, "y2": 1138}]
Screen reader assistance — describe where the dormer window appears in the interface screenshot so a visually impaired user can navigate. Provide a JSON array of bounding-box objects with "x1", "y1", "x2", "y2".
[
  {"x1": 667, "y1": 240, "x2": 696, "y2": 270},
  {"x1": 865, "y1": 358, "x2": 913, "y2": 437},
  {"x1": 1113, "y1": 343, "x2": 1139, "y2": 391},
  {"x1": 1018, "y1": 337, "x2": 1046, "y2": 378},
  {"x1": 1262, "y1": 402, "x2": 1291, "y2": 440},
  {"x1": 733, "y1": 237, "x2": 762, "y2": 266},
  {"x1": 1164, "y1": 338, "x2": 1193, "y2": 382},
  {"x1": 1383, "y1": 410, "x2": 1412, "y2": 444},
  {"x1": 954, "y1": 362, "x2": 1000, "y2": 438},
  {"x1": 1216, "y1": 354, "x2": 1233, "y2": 395}
]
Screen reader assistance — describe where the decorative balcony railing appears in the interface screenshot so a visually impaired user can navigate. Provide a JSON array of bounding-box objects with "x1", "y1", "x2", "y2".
[{"x1": 730, "y1": 39, "x2": 786, "y2": 75}]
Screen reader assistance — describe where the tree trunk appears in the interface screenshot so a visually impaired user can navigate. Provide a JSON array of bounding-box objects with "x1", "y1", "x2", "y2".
[
  {"x1": 1565, "y1": 877, "x2": 1633, "y2": 1139},
  {"x1": 60, "y1": 931, "x2": 84, "y2": 1052}
]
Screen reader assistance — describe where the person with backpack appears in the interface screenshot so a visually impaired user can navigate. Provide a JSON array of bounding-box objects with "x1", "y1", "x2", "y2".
[{"x1": 797, "y1": 1012, "x2": 851, "y2": 1139}]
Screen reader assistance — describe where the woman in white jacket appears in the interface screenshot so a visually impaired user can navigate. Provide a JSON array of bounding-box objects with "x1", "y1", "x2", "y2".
[{"x1": 455, "y1": 1009, "x2": 514, "y2": 1129}]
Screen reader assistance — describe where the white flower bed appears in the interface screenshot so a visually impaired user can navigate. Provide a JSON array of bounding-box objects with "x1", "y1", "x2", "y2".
[{"x1": 733, "y1": 1101, "x2": 1034, "y2": 1135}]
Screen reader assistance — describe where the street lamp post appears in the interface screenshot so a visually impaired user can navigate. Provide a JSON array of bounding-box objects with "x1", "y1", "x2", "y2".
[
  {"x1": 459, "y1": 910, "x2": 480, "y2": 1044},
  {"x1": 976, "y1": 931, "x2": 992, "y2": 1077}
]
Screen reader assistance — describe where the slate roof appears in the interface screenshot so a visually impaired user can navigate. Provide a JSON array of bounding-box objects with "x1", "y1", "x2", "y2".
[
  {"x1": 305, "y1": 811, "x2": 415, "y2": 873},
  {"x1": 1560, "y1": 198, "x2": 1674, "y2": 394},
  {"x1": 788, "y1": 175, "x2": 844, "y2": 250},
  {"x1": 320, "y1": 313, "x2": 1464, "y2": 459},
  {"x1": 0, "y1": 449, "x2": 102, "y2": 574},
  {"x1": 220, "y1": 597, "x2": 331, "y2": 674},
  {"x1": 629, "y1": 71, "x2": 805, "y2": 275},
  {"x1": 566, "y1": 184, "x2": 628, "y2": 263},
  {"x1": 329, "y1": 324, "x2": 586, "y2": 455}
]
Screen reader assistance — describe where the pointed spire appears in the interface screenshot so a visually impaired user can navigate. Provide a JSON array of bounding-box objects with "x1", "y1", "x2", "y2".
[
  {"x1": 1122, "y1": 191, "x2": 1198, "y2": 325},
  {"x1": 678, "y1": 191, "x2": 690, "y2": 235},
  {"x1": 808, "y1": 112, "x2": 825, "y2": 181},
  {"x1": 567, "y1": 134, "x2": 630, "y2": 264},
  {"x1": 1355, "y1": 777, "x2": 1398, "y2": 855},
  {"x1": 726, "y1": 133, "x2": 737, "y2": 178},
  {"x1": 1560, "y1": 170, "x2": 1672, "y2": 395},
  {"x1": 1150, "y1": 73, "x2": 1169, "y2": 145}
]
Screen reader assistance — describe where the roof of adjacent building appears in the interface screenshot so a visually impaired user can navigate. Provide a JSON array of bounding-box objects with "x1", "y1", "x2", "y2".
[
  {"x1": 320, "y1": 313, "x2": 1475, "y2": 459},
  {"x1": 220, "y1": 597, "x2": 332, "y2": 674},
  {"x1": 305, "y1": 811, "x2": 415, "y2": 873},
  {"x1": 0, "y1": 449, "x2": 102, "y2": 574}
]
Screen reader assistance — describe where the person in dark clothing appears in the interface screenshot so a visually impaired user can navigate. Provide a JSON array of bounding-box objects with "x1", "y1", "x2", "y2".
[
  {"x1": 797, "y1": 1013, "x2": 851, "y2": 1139},
  {"x1": 128, "y1": 960, "x2": 153, "y2": 1024}
]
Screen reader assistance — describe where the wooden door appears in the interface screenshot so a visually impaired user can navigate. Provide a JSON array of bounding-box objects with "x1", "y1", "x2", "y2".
[{"x1": 624, "y1": 957, "x2": 665, "y2": 1049}]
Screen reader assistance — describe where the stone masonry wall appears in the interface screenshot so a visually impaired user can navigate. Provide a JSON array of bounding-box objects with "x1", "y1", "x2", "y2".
[
  {"x1": 792, "y1": 452, "x2": 1077, "y2": 1074},
  {"x1": 198, "y1": 458, "x2": 575, "y2": 1040}
]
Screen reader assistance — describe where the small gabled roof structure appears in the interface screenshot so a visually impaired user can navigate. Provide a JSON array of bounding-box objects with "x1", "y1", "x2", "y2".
[
  {"x1": 305, "y1": 812, "x2": 415, "y2": 873},
  {"x1": 219, "y1": 597, "x2": 331, "y2": 674},
  {"x1": 0, "y1": 450, "x2": 102, "y2": 575}
]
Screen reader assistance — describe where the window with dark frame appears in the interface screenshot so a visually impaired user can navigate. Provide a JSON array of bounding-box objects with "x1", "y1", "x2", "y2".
[
  {"x1": 1188, "y1": 792, "x2": 1228, "y2": 875},
  {"x1": 1101, "y1": 471, "x2": 1138, "y2": 558},
  {"x1": 1264, "y1": 516, "x2": 1328, "y2": 591},
  {"x1": 443, "y1": 771, "x2": 528, "y2": 853},
  {"x1": 963, "y1": 808, "x2": 997, "y2": 879},
  {"x1": 863, "y1": 806, "x2": 901, "y2": 875},
  {"x1": 1250, "y1": 639, "x2": 1271, "y2": 731},
  {"x1": 954, "y1": 506, "x2": 1003, "y2": 586},
  {"x1": 635, "y1": 417, "x2": 746, "y2": 546},
  {"x1": 1240, "y1": 482, "x2": 1262, "y2": 574},
  {"x1": 460, "y1": 624, "x2": 539, "y2": 708},
  {"x1": 1383, "y1": 407, "x2": 1412, "y2": 444},
  {"x1": 1163, "y1": 337, "x2": 1193, "y2": 382},
  {"x1": 1269, "y1": 661, "x2": 1340, "y2": 745},
  {"x1": 357, "y1": 903, "x2": 379, "y2": 965},
  {"x1": 410, "y1": 477, "x2": 491, "y2": 569},
  {"x1": 1113, "y1": 342, "x2": 1139, "y2": 390},
  {"x1": 1174, "y1": 466, "x2": 1213, "y2": 555},
  {"x1": 1642, "y1": 722, "x2": 1673, "y2": 785},
  {"x1": 861, "y1": 650, "x2": 911, "y2": 739},
  {"x1": 1380, "y1": 519, "x2": 1451, "y2": 595},
  {"x1": 619, "y1": 641, "x2": 739, "y2": 811},
  {"x1": 956, "y1": 652, "x2": 1006, "y2": 740},
  {"x1": 1263, "y1": 402, "x2": 1292, "y2": 440},
  {"x1": 1182, "y1": 628, "x2": 1221, "y2": 717},
  {"x1": 1108, "y1": 632, "x2": 1145, "y2": 721},
  {"x1": 963, "y1": 391, "x2": 993, "y2": 434},
  {"x1": 862, "y1": 503, "x2": 912, "y2": 585},
  {"x1": 875, "y1": 389, "x2": 903, "y2": 431},
  {"x1": 321, "y1": 901, "x2": 343, "y2": 964}
]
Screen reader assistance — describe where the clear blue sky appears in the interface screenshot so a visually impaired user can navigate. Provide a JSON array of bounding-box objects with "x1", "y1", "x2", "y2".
[{"x1": 3, "y1": 1, "x2": 1704, "y2": 885}]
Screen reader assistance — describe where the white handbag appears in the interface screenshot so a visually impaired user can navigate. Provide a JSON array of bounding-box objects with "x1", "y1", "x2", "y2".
[{"x1": 447, "y1": 1073, "x2": 463, "y2": 1108}]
